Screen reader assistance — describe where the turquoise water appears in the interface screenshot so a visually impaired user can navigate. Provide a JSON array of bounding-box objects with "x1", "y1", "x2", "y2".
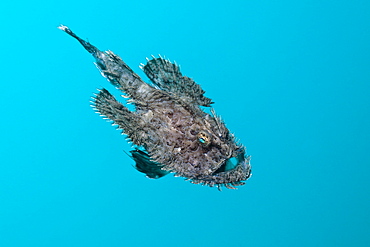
[{"x1": 1, "y1": 0, "x2": 369, "y2": 246}]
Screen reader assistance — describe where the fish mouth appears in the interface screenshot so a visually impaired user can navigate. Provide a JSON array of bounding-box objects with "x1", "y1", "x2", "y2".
[
  {"x1": 191, "y1": 150, "x2": 251, "y2": 189},
  {"x1": 214, "y1": 151, "x2": 247, "y2": 174}
]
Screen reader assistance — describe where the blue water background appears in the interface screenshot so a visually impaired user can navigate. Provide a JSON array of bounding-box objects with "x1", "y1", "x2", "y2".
[{"x1": 1, "y1": 1, "x2": 369, "y2": 246}]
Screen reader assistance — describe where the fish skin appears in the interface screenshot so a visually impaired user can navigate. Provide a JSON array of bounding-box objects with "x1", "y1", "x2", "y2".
[{"x1": 59, "y1": 25, "x2": 251, "y2": 190}]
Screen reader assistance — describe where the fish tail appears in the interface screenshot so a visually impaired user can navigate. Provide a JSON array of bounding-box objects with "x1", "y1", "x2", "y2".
[{"x1": 58, "y1": 25, "x2": 149, "y2": 99}]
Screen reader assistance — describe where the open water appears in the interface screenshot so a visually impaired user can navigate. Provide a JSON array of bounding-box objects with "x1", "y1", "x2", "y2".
[{"x1": 1, "y1": 0, "x2": 369, "y2": 246}]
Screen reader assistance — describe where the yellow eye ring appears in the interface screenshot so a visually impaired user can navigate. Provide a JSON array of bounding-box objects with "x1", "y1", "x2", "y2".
[{"x1": 197, "y1": 131, "x2": 211, "y2": 147}]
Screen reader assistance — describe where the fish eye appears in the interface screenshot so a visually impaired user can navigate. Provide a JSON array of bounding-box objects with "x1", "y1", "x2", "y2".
[{"x1": 197, "y1": 131, "x2": 211, "y2": 146}]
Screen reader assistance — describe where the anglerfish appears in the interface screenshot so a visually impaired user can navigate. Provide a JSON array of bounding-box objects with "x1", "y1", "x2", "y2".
[{"x1": 59, "y1": 25, "x2": 251, "y2": 190}]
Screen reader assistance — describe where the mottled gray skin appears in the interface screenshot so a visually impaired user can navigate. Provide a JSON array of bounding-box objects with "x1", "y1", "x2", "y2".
[{"x1": 59, "y1": 25, "x2": 251, "y2": 189}]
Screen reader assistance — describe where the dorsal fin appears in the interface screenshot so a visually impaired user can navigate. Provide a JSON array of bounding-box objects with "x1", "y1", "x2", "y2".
[{"x1": 142, "y1": 57, "x2": 213, "y2": 107}]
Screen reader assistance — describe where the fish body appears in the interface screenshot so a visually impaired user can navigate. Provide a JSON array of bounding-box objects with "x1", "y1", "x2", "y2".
[{"x1": 59, "y1": 25, "x2": 251, "y2": 189}]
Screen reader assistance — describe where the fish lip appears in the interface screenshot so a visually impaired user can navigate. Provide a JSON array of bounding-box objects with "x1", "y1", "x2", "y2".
[
  {"x1": 213, "y1": 150, "x2": 247, "y2": 174},
  {"x1": 190, "y1": 151, "x2": 251, "y2": 189}
]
